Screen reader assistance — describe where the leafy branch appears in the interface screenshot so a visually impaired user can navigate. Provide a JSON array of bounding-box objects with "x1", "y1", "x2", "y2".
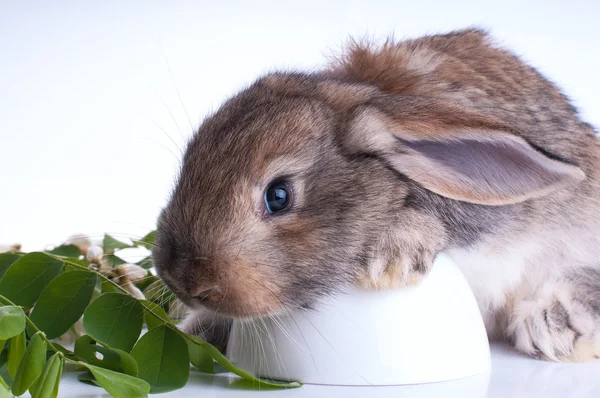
[{"x1": 0, "y1": 233, "x2": 300, "y2": 397}]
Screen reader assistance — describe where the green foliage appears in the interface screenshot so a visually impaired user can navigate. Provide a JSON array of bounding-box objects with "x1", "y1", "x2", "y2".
[
  {"x1": 0, "y1": 253, "x2": 21, "y2": 280},
  {"x1": 136, "y1": 256, "x2": 153, "y2": 269},
  {"x1": 30, "y1": 353, "x2": 63, "y2": 398},
  {"x1": 46, "y1": 244, "x2": 82, "y2": 258},
  {"x1": 141, "y1": 300, "x2": 169, "y2": 330},
  {"x1": 7, "y1": 331, "x2": 25, "y2": 379},
  {"x1": 103, "y1": 235, "x2": 133, "y2": 251},
  {"x1": 11, "y1": 332, "x2": 46, "y2": 395},
  {"x1": 0, "y1": 306, "x2": 26, "y2": 340},
  {"x1": 83, "y1": 292, "x2": 144, "y2": 352},
  {"x1": 130, "y1": 326, "x2": 189, "y2": 393},
  {"x1": 74, "y1": 335, "x2": 138, "y2": 376},
  {"x1": 185, "y1": 334, "x2": 301, "y2": 388},
  {"x1": 0, "y1": 233, "x2": 301, "y2": 397},
  {"x1": 0, "y1": 354, "x2": 11, "y2": 387},
  {"x1": 29, "y1": 270, "x2": 97, "y2": 339},
  {"x1": 142, "y1": 280, "x2": 176, "y2": 313},
  {"x1": 104, "y1": 254, "x2": 127, "y2": 267},
  {"x1": 132, "y1": 231, "x2": 157, "y2": 250},
  {"x1": 0, "y1": 252, "x2": 63, "y2": 307},
  {"x1": 79, "y1": 362, "x2": 150, "y2": 398},
  {"x1": 101, "y1": 278, "x2": 120, "y2": 294},
  {"x1": 187, "y1": 339, "x2": 215, "y2": 373}
]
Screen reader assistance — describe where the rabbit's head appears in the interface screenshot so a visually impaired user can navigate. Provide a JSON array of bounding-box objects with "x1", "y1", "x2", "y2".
[{"x1": 152, "y1": 72, "x2": 584, "y2": 319}]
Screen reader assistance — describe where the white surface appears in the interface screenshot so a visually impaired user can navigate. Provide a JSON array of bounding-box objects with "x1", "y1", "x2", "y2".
[
  {"x1": 46, "y1": 342, "x2": 600, "y2": 397},
  {"x1": 227, "y1": 254, "x2": 490, "y2": 385},
  {"x1": 1, "y1": 1, "x2": 599, "y2": 251}
]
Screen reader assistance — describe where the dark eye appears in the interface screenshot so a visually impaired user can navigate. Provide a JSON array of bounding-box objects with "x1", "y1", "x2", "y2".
[{"x1": 264, "y1": 180, "x2": 292, "y2": 214}]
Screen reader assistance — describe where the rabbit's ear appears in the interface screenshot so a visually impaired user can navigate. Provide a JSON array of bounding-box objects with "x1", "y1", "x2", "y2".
[{"x1": 346, "y1": 97, "x2": 585, "y2": 205}]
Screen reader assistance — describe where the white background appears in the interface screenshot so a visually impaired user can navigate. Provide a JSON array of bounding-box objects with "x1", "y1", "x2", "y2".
[{"x1": 1, "y1": 0, "x2": 599, "y2": 250}]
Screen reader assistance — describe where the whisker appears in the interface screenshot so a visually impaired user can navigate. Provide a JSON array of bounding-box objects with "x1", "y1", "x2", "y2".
[
  {"x1": 271, "y1": 313, "x2": 302, "y2": 351},
  {"x1": 150, "y1": 84, "x2": 186, "y2": 144},
  {"x1": 256, "y1": 318, "x2": 270, "y2": 383},
  {"x1": 150, "y1": 120, "x2": 184, "y2": 156},
  {"x1": 45, "y1": 232, "x2": 162, "y2": 250},
  {"x1": 137, "y1": 136, "x2": 181, "y2": 162},
  {"x1": 161, "y1": 43, "x2": 195, "y2": 135},
  {"x1": 264, "y1": 315, "x2": 288, "y2": 379},
  {"x1": 241, "y1": 274, "x2": 318, "y2": 371}
]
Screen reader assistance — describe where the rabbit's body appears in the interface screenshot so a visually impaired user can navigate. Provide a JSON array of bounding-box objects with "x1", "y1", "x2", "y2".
[
  {"x1": 153, "y1": 29, "x2": 600, "y2": 361},
  {"x1": 331, "y1": 29, "x2": 600, "y2": 360}
]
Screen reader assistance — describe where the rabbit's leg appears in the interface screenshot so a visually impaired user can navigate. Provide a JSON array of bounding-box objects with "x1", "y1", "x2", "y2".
[
  {"x1": 357, "y1": 246, "x2": 435, "y2": 289},
  {"x1": 507, "y1": 273, "x2": 600, "y2": 361},
  {"x1": 357, "y1": 210, "x2": 447, "y2": 290}
]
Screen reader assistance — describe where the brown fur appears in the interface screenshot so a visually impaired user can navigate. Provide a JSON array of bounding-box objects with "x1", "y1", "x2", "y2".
[{"x1": 153, "y1": 28, "x2": 600, "y2": 360}]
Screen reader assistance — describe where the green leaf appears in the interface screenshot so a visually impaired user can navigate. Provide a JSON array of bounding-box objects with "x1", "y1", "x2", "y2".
[
  {"x1": 11, "y1": 332, "x2": 47, "y2": 395},
  {"x1": 29, "y1": 270, "x2": 97, "y2": 339},
  {"x1": 188, "y1": 340, "x2": 215, "y2": 373},
  {"x1": 62, "y1": 258, "x2": 90, "y2": 268},
  {"x1": 100, "y1": 279, "x2": 120, "y2": 294},
  {"x1": 104, "y1": 254, "x2": 126, "y2": 267},
  {"x1": 135, "y1": 256, "x2": 153, "y2": 270},
  {"x1": 0, "y1": 252, "x2": 64, "y2": 307},
  {"x1": 46, "y1": 244, "x2": 82, "y2": 258},
  {"x1": 30, "y1": 352, "x2": 63, "y2": 398},
  {"x1": 78, "y1": 362, "x2": 150, "y2": 398},
  {"x1": 0, "y1": 341, "x2": 4, "y2": 353},
  {"x1": 0, "y1": 306, "x2": 26, "y2": 340},
  {"x1": 132, "y1": 231, "x2": 156, "y2": 250},
  {"x1": 50, "y1": 343, "x2": 76, "y2": 361},
  {"x1": 143, "y1": 280, "x2": 175, "y2": 313},
  {"x1": 7, "y1": 331, "x2": 25, "y2": 379},
  {"x1": 0, "y1": 253, "x2": 21, "y2": 280},
  {"x1": 74, "y1": 335, "x2": 138, "y2": 376},
  {"x1": 103, "y1": 235, "x2": 133, "y2": 251},
  {"x1": 83, "y1": 293, "x2": 143, "y2": 352},
  {"x1": 78, "y1": 369, "x2": 135, "y2": 390},
  {"x1": 141, "y1": 300, "x2": 170, "y2": 330},
  {"x1": 135, "y1": 274, "x2": 158, "y2": 293},
  {"x1": 213, "y1": 362, "x2": 230, "y2": 374},
  {"x1": 185, "y1": 334, "x2": 301, "y2": 388},
  {"x1": 229, "y1": 377, "x2": 303, "y2": 390},
  {"x1": 0, "y1": 350, "x2": 9, "y2": 382},
  {"x1": 130, "y1": 325, "x2": 189, "y2": 393},
  {"x1": 76, "y1": 370, "x2": 97, "y2": 386}
]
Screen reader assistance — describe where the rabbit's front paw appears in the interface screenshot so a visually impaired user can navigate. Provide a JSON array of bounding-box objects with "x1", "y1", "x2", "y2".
[
  {"x1": 508, "y1": 289, "x2": 600, "y2": 362},
  {"x1": 357, "y1": 246, "x2": 434, "y2": 290}
]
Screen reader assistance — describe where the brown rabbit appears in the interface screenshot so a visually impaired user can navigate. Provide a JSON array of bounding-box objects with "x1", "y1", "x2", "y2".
[{"x1": 152, "y1": 28, "x2": 600, "y2": 361}]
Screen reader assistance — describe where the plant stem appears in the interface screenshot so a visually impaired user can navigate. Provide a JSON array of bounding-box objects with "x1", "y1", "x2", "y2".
[
  {"x1": 0, "y1": 293, "x2": 85, "y2": 367},
  {"x1": 56, "y1": 256, "x2": 191, "y2": 360},
  {"x1": 59, "y1": 256, "x2": 183, "y2": 343},
  {"x1": 0, "y1": 293, "x2": 15, "y2": 307},
  {"x1": 0, "y1": 293, "x2": 61, "y2": 354},
  {"x1": 59, "y1": 257, "x2": 128, "y2": 295}
]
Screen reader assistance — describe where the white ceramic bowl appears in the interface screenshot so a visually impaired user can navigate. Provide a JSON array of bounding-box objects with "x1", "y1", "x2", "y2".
[{"x1": 227, "y1": 253, "x2": 490, "y2": 386}]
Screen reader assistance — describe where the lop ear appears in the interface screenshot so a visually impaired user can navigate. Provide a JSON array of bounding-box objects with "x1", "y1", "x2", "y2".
[{"x1": 347, "y1": 98, "x2": 585, "y2": 205}]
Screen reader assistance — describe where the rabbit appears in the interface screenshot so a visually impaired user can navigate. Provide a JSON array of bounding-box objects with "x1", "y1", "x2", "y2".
[{"x1": 152, "y1": 28, "x2": 600, "y2": 361}]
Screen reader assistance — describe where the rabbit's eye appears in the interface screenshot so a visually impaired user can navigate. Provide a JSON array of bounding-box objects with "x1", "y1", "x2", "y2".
[{"x1": 264, "y1": 180, "x2": 292, "y2": 214}]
